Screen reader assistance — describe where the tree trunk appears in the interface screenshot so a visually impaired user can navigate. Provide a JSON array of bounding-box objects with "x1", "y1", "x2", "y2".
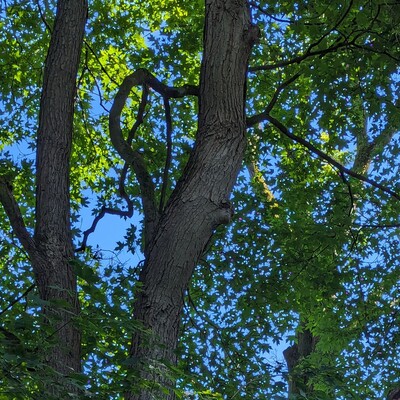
[
  {"x1": 33, "y1": 0, "x2": 87, "y2": 393},
  {"x1": 284, "y1": 328, "x2": 317, "y2": 398},
  {"x1": 126, "y1": 1, "x2": 259, "y2": 399}
]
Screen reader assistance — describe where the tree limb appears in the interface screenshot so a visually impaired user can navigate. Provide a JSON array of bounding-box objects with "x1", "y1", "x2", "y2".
[
  {"x1": 247, "y1": 73, "x2": 300, "y2": 125},
  {"x1": 249, "y1": 39, "x2": 352, "y2": 72},
  {"x1": 0, "y1": 179, "x2": 37, "y2": 258},
  {"x1": 109, "y1": 68, "x2": 198, "y2": 253},
  {"x1": 76, "y1": 204, "x2": 133, "y2": 252},
  {"x1": 0, "y1": 283, "x2": 35, "y2": 318},
  {"x1": 261, "y1": 115, "x2": 400, "y2": 201},
  {"x1": 159, "y1": 97, "x2": 173, "y2": 213}
]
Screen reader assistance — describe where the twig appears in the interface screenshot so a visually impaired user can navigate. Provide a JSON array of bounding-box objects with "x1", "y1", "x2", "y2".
[
  {"x1": 0, "y1": 283, "x2": 35, "y2": 318},
  {"x1": 76, "y1": 204, "x2": 133, "y2": 252},
  {"x1": 35, "y1": 0, "x2": 52, "y2": 33},
  {"x1": 249, "y1": 39, "x2": 351, "y2": 72}
]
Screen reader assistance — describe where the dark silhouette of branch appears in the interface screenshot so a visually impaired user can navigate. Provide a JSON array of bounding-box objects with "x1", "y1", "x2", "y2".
[
  {"x1": 109, "y1": 68, "x2": 198, "y2": 251},
  {"x1": 0, "y1": 283, "x2": 35, "y2": 318},
  {"x1": 0, "y1": 179, "x2": 36, "y2": 257},
  {"x1": 247, "y1": 73, "x2": 300, "y2": 125},
  {"x1": 127, "y1": 84, "x2": 149, "y2": 145},
  {"x1": 84, "y1": 40, "x2": 120, "y2": 87},
  {"x1": 35, "y1": 0, "x2": 53, "y2": 33},
  {"x1": 76, "y1": 204, "x2": 133, "y2": 252},
  {"x1": 354, "y1": 223, "x2": 400, "y2": 229},
  {"x1": 249, "y1": 1, "x2": 325, "y2": 26},
  {"x1": 307, "y1": 0, "x2": 354, "y2": 52},
  {"x1": 159, "y1": 97, "x2": 173, "y2": 213},
  {"x1": 261, "y1": 115, "x2": 400, "y2": 201},
  {"x1": 339, "y1": 170, "x2": 355, "y2": 217},
  {"x1": 249, "y1": 39, "x2": 351, "y2": 72}
]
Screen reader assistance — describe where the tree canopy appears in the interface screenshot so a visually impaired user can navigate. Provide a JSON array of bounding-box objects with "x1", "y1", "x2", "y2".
[{"x1": 0, "y1": 0, "x2": 400, "y2": 399}]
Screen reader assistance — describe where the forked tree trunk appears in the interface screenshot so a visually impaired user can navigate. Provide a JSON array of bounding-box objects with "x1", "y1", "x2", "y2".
[{"x1": 126, "y1": 1, "x2": 259, "y2": 399}]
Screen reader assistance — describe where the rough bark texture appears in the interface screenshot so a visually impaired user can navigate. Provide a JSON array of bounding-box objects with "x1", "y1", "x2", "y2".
[
  {"x1": 125, "y1": 1, "x2": 258, "y2": 399},
  {"x1": 33, "y1": 0, "x2": 87, "y2": 391},
  {"x1": 388, "y1": 388, "x2": 400, "y2": 400}
]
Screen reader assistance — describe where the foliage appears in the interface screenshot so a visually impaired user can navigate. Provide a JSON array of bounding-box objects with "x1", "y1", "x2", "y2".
[{"x1": 0, "y1": 0, "x2": 400, "y2": 398}]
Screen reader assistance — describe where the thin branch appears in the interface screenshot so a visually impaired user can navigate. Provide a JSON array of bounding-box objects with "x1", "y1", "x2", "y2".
[
  {"x1": 263, "y1": 115, "x2": 400, "y2": 201},
  {"x1": 118, "y1": 163, "x2": 134, "y2": 209},
  {"x1": 187, "y1": 291, "x2": 222, "y2": 331},
  {"x1": 248, "y1": 1, "x2": 325, "y2": 26},
  {"x1": 35, "y1": 0, "x2": 52, "y2": 33},
  {"x1": 249, "y1": 40, "x2": 352, "y2": 72},
  {"x1": 159, "y1": 97, "x2": 173, "y2": 213},
  {"x1": 339, "y1": 170, "x2": 355, "y2": 217},
  {"x1": 0, "y1": 284, "x2": 35, "y2": 318},
  {"x1": 247, "y1": 73, "x2": 300, "y2": 126},
  {"x1": 84, "y1": 40, "x2": 120, "y2": 87},
  {"x1": 127, "y1": 84, "x2": 149, "y2": 145},
  {"x1": 87, "y1": 66, "x2": 110, "y2": 113},
  {"x1": 76, "y1": 204, "x2": 133, "y2": 252},
  {"x1": 308, "y1": 0, "x2": 354, "y2": 52},
  {"x1": 76, "y1": 47, "x2": 89, "y2": 94},
  {"x1": 76, "y1": 160, "x2": 135, "y2": 252},
  {"x1": 353, "y1": 223, "x2": 400, "y2": 229}
]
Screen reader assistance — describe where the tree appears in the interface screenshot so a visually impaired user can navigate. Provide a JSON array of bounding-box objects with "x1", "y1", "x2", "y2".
[{"x1": 1, "y1": 0, "x2": 399, "y2": 399}]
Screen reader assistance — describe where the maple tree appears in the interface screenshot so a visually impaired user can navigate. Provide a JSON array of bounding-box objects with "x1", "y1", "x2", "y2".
[{"x1": 0, "y1": 0, "x2": 399, "y2": 399}]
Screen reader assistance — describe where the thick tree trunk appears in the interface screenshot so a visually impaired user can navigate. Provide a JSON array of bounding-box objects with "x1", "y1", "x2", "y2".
[
  {"x1": 33, "y1": 0, "x2": 87, "y2": 392},
  {"x1": 126, "y1": 1, "x2": 258, "y2": 399}
]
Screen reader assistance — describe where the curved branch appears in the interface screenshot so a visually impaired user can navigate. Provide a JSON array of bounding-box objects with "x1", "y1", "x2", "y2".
[
  {"x1": 127, "y1": 84, "x2": 149, "y2": 145},
  {"x1": 77, "y1": 162, "x2": 135, "y2": 252},
  {"x1": 76, "y1": 204, "x2": 133, "y2": 252},
  {"x1": 109, "y1": 68, "x2": 198, "y2": 252}
]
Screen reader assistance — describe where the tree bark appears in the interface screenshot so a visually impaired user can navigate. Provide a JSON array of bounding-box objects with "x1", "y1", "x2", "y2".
[
  {"x1": 284, "y1": 328, "x2": 318, "y2": 398},
  {"x1": 33, "y1": 0, "x2": 87, "y2": 393},
  {"x1": 125, "y1": 1, "x2": 259, "y2": 399}
]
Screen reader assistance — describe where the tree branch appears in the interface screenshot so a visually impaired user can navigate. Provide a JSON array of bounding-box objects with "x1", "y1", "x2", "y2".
[
  {"x1": 0, "y1": 179, "x2": 37, "y2": 257},
  {"x1": 159, "y1": 97, "x2": 173, "y2": 213},
  {"x1": 249, "y1": 39, "x2": 352, "y2": 72},
  {"x1": 76, "y1": 204, "x2": 133, "y2": 252},
  {"x1": 353, "y1": 117, "x2": 397, "y2": 174},
  {"x1": 127, "y1": 84, "x2": 149, "y2": 145},
  {"x1": 109, "y1": 68, "x2": 198, "y2": 253},
  {"x1": 249, "y1": 1, "x2": 325, "y2": 26},
  {"x1": 247, "y1": 73, "x2": 300, "y2": 126},
  {"x1": 0, "y1": 283, "x2": 35, "y2": 318},
  {"x1": 254, "y1": 115, "x2": 400, "y2": 201}
]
